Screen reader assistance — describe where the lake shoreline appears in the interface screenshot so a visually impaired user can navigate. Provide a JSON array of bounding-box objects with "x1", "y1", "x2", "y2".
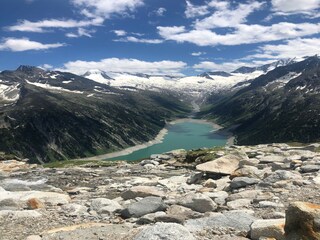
[{"x1": 78, "y1": 118, "x2": 234, "y2": 161}]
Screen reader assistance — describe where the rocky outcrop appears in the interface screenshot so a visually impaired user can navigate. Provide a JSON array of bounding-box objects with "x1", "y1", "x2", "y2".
[{"x1": 0, "y1": 143, "x2": 320, "y2": 239}]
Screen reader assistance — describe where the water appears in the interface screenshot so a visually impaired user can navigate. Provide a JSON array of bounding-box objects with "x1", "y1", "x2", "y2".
[{"x1": 107, "y1": 120, "x2": 228, "y2": 161}]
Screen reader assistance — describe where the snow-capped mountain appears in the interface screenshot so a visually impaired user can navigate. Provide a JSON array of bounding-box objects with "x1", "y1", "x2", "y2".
[{"x1": 82, "y1": 58, "x2": 299, "y2": 97}]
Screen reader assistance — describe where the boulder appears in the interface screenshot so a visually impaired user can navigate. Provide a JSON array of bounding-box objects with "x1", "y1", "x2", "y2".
[
  {"x1": 90, "y1": 198, "x2": 122, "y2": 214},
  {"x1": 121, "y1": 196, "x2": 167, "y2": 218},
  {"x1": 121, "y1": 186, "x2": 165, "y2": 200},
  {"x1": 133, "y1": 222, "x2": 195, "y2": 240},
  {"x1": 196, "y1": 154, "x2": 241, "y2": 175},
  {"x1": 185, "y1": 210, "x2": 256, "y2": 234},
  {"x1": 177, "y1": 193, "x2": 217, "y2": 213},
  {"x1": 229, "y1": 177, "x2": 259, "y2": 189},
  {"x1": 250, "y1": 219, "x2": 285, "y2": 240},
  {"x1": 186, "y1": 172, "x2": 203, "y2": 184},
  {"x1": 285, "y1": 201, "x2": 320, "y2": 240}
]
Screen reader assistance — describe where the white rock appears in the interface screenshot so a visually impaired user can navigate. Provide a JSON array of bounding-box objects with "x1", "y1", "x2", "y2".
[
  {"x1": 90, "y1": 198, "x2": 122, "y2": 214},
  {"x1": 250, "y1": 219, "x2": 285, "y2": 240}
]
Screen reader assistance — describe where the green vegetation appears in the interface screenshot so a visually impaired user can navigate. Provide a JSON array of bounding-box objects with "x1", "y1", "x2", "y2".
[{"x1": 185, "y1": 146, "x2": 225, "y2": 163}]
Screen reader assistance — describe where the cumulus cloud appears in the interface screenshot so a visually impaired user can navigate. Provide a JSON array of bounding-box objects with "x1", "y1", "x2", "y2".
[
  {"x1": 193, "y1": 60, "x2": 249, "y2": 72},
  {"x1": 158, "y1": 22, "x2": 320, "y2": 46},
  {"x1": 7, "y1": 18, "x2": 103, "y2": 33},
  {"x1": 246, "y1": 38, "x2": 320, "y2": 60},
  {"x1": 185, "y1": 1, "x2": 210, "y2": 18},
  {"x1": 71, "y1": 0, "x2": 144, "y2": 18},
  {"x1": 0, "y1": 38, "x2": 65, "y2": 52},
  {"x1": 59, "y1": 58, "x2": 187, "y2": 75},
  {"x1": 112, "y1": 30, "x2": 127, "y2": 36},
  {"x1": 194, "y1": 1, "x2": 264, "y2": 29},
  {"x1": 39, "y1": 64, "x2": 53, "y2": 70},
  {"x1": 271, "y1": 0, "x2": 320, "y2": 15},
  {"x1": 66, "y1": 28, "x2": 95, "y2": 38},
  {"x1": 154, "y1": 7, "x2": 166, "y2": 17},
  {"x1": 115, "y1": 36, "x2": 163, "y2": 44},
  {"x1": 191, "y1": 52, "x2": 206, "y2": 56}
]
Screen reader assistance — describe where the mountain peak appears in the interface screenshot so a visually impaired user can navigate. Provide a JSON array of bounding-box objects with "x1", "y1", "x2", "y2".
[{"x1": 16, "y1": 65, "x2": 44, "y2": 73}]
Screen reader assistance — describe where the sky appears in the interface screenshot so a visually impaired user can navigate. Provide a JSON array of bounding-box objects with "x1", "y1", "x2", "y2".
[{"x1": 0, "y1": 0, "x2": 319, "y2": 75}]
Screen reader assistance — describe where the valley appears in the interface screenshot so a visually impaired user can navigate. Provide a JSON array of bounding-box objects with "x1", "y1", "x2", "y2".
[{"x1": 0, "y1": 56, "x2": 320, "y2": 163}]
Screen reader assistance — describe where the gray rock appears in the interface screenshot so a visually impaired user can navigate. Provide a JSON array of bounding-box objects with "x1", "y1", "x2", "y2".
[
  {"x1": 133, "y1": 222, "x2": 195, "y2": 240},
  {"x1": 229, "y1": 177, "x2": 259, "y2": 189},
  {"x1": 300, "y1": 165, "x2": 320, "y2": 173},
  {"x1": 259, "y1": 155, "x2": 286, "y2": 164},
  {"x1": 165, "y1": 205, "x2": 203, "y2": 222},
  {"x1": 0, "y1": 198, "x2": 21, "y2": 210},
  {"x1": 263, "y1": 170, "x2": 302, "y2": 184},
  {"x1": 136, "y1": 211, "x2": 166, "y2": 225},
  {"x1": 250, "y1": 219, "x2": 285, "y2": 240},
  {"x1": 121, "y1": 186, "x2": 165, "y2": 200},
  {"x1": 259, "y1": 201, "x2": 284, "y2": 209},
  {"x1": 185, "y1": 210, "x2": 256, "y2": 233},
  {"x1": 228, "y1": 190, "x2": 262, "y2": 202},
  {"x1": 90, "y1": 198, "x2": 122, "y2": 214},
  {"x1": 178, "y1": 193, "x2": 217, "y2": 213},
  {"x1": 186, "y1": 172, "x2": 203, "y2": 184},
  {"x1": 227, "y1": 198, "x2": 252, "y2": 210},
  {"x1": 121, "y1": 196, "x2": 167, "y2": 218},
  {"x1": 62, "y1": 203, "x2": 88, "y2": 216}
]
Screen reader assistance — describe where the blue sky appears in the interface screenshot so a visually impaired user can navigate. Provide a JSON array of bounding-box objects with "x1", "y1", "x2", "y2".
[{"x1": 0, "y1": 0, "x2": 319, "y2": 75}]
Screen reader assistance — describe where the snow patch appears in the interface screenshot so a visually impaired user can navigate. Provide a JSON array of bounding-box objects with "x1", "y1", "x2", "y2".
[{"x1": 26, "y1": 80, "x2": 83, "y2": 94}]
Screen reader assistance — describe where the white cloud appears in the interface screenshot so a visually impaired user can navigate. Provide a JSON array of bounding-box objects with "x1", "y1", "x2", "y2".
[
  {"x1": 185, "y1": 1, "x2": 210, "y2": 18},
  {"x1": 59, "y1": 58, "x2": 187, "y2": 75},
  {"x1": 66, "y1": 28, "x2": 95, "y2": 38},
  {"x1": 246, "y1": 38, "x2": 320, "y2": 60},
  {"x1": 7, "y1": 18, "x2": 103, "y2": 33},
  {"x1": 191, "y1": 52, "x2": 206, "y2": 56},
  {"x1": 155, "y1": 7, "x2": 166, "y2": 16},
  {"x1": 194, "y1": 1, "x2": 264, "y2": 29},
  {"x1": 194, "y1": 37, "x2": 320, "y2": 72},
  {"x1": 158, "y1": 22, "x2": 320, "y2": 46},
  {"x1": 112, "y1": 30, "x2": 127, "y2": 36},
  {"x1": 272, "y1": 0, "x2": 320, "y2": 14},
  {"x1": 71, "y1": 0, "x2": 144, "y2": 18},
  {"x1": 39, "y1": 64, "x2": 53, "y2": 70},
  {"x1": 116, "y1": 36, "x2": 163, "y2": 44},
  {"x1": 193, "y1": 60, "x2": 249, "y2": 72},
  {"x1": 0, "y1": 38, "x2": 65, "y2": 52}
]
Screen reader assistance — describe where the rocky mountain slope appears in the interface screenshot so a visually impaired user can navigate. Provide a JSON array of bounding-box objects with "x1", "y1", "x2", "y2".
[
  {"x1": 1, "y1": 143, "x2": 320, "y2": 239},
  {"x1": 83, "y1": 59, "x2": 297, "y2": 99},
  {"x1": 203, "y1": 56, "x2": 320, "y2": 145},
  {"x1": 0, "y1": 66, "x2": 190, "y2": 163}
]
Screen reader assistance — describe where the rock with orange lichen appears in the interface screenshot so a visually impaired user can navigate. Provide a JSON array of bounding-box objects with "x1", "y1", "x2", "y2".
[
  {"x1": 285, "y1": 201, "x2": 320, "y2": 240},
  {"x1": 27, "y1": 198, "x2": 45, "y2": 209}
]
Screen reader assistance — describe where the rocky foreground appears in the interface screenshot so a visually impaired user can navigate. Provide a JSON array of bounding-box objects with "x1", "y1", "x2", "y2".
[{"x1": 1, "y1": 143, "x2": 320, "y2": 240}]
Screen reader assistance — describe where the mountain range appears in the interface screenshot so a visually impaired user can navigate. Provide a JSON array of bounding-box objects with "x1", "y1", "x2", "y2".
[{"x1": 0, "y1": 56, "x2": 319, "y2": 162}]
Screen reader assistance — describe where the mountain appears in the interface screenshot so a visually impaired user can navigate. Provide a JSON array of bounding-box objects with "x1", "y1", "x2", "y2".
[
  {"x1": 232, "y1": 58, "x2": 297, "y2": 74},
  {"x1": 204, "y1": 56, "x2": 320, "y2": 144},
  {"x1": 0, "y1": 66, "x2": 190, "y2": 163},
  {"x1": 198, "y1": 71, "x2": 232, "y2": 79}
]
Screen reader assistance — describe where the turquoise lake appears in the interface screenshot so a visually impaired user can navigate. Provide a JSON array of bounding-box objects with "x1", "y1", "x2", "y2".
[{"x1": 107, "y1": 120, "x2": 227, "y2": 161}]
